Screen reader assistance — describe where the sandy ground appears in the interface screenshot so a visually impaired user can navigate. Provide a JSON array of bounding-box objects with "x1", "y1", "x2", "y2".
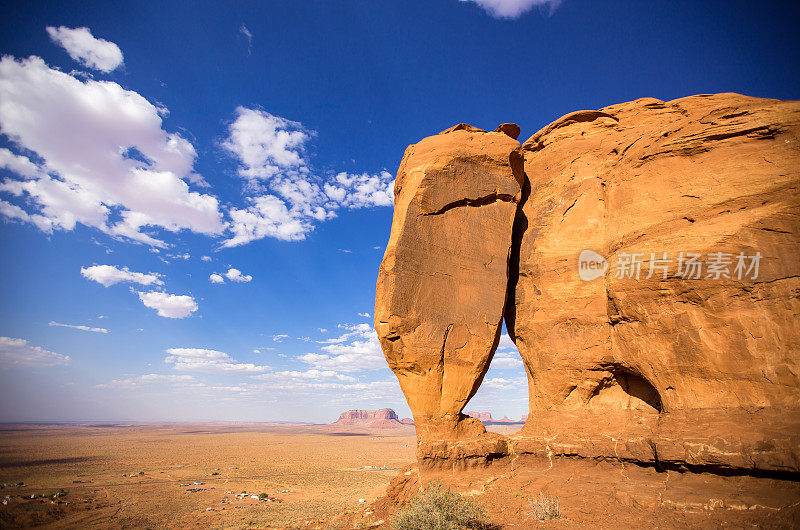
[
  {"x1": 5, "y1": 422, "x2": 798, "y2": 529},
  {"x1": 0, "y1": 423, "x2": 416, "y2": 528}
]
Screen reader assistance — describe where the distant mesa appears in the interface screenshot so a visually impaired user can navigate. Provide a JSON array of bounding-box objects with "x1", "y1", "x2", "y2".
[
  {"x1": 400, "y1": 417, "x2": 414, "y2": 425},
  {"x1": 467, "y1": 412, "x2": 525, "y2": 424},
  {"x1": 331, "y1": 408, "x2": 409, "y2": 429},
  {"x1": 467, "y1": 411, "x2": 493, "y2": 422}
]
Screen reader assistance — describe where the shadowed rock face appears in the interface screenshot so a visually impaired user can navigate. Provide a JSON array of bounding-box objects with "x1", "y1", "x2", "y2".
[
  {"x1": 376, "y1": 93, "x2": 800, "y2": 473},
  {"x1": 375, "y1": 124, "x2": 524, "y2": 440}
]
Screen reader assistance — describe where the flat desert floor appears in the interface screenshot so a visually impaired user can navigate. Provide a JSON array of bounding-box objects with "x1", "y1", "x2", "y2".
[{"x1": 0, "y1": 423, "x2": 416, "y2": 528}]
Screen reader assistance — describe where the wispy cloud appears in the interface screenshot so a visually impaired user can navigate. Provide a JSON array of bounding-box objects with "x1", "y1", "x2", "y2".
[
  {"x1": 97, "y1": 373, "x2": 197, "y2": 389},
  {"x1": 49, "y1": 321, "x2": 109, "y2": 334},
  {"x1": 302, "y1": 323, "x2": 384, "y2": 372},
  {"x1": 459, "y1": 0, "x2": 562, "y2": 19},
  {"x1": 0, "y1": 337, "x2": 70, "y2": 368},
  {"x1": 252, "y1": 369, "x2": 356, "y2": 383},
  {"x1": 165, "y1": 348, "x2": 270, "y2": 373},
  {"x1": 491, "y1": 350, "x2": 524, "y2": 369},
  {"x1": 239, "y1": 24, "x2": 253, "y2": 55}
]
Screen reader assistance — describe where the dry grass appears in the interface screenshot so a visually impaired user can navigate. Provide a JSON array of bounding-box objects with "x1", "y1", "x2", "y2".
[
  {"x1": 393, "y1": 481, "x2": 488, "y2": 530},
  {"x1": 527, "y1": 492, "x2": 561, "y2": 521}
]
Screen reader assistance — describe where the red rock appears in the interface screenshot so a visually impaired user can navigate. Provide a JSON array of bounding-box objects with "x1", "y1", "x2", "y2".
[
  {"x1": 375, "y1": 93, "x2": 800, "y2": 473},
  {"x1": 466, "y1": 411, "x2": 493, "y2": 422},
  {"x1": 375, "y1": 124, "x2": 524, "y2": 441},
  {"x1": 331, "y1": 409, "x2": 406, "y2": 429}
]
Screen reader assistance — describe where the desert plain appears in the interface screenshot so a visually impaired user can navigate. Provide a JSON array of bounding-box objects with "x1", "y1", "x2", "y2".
[
  {"x1": 0, "y1": 422, "x2": 416, "y2": 528},
  {"x1": 2, "y1": 421, "x2": 799, "y2": 529}
]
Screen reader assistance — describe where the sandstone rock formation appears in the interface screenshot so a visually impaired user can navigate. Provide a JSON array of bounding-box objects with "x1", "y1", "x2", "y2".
[
  {"x1": 374, "y1": 124, "x2": 524, "y2": 440},
  {"x1": 376, "y1": 93, "x2": 800, "y2": 473},
  {"x1": 332, "y1": 408, "x2": 406, "y2": 429},
  {"x1": 510, "y1": 93, "x2": 800, "y2": 471},
  {"x1": 467, "y1": 411, "x2": 493, "y2": 423}
]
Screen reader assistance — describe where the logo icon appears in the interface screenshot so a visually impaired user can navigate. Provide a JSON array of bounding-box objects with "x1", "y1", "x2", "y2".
[{"x1": 578, "y1": 249, "x2": 607, "y2": 281}]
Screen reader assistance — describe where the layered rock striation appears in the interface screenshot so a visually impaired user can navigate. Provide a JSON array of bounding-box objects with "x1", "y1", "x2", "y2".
[{"x1": 375, "y1": 93, "x2": 800, "y2": 473}]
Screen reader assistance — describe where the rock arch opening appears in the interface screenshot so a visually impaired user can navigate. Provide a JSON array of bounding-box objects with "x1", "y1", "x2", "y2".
[
  {"x1": 463, "y1": 328, "x2": 530, "y2": 433},
  {"x1": 586, "y1": 367, "x2": 662, "y2": 413}
]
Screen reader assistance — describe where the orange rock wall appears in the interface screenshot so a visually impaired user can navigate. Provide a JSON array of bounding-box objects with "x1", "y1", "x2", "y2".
[{"x1": 376, "y1": 94, "x2": 800, "y2": 472}]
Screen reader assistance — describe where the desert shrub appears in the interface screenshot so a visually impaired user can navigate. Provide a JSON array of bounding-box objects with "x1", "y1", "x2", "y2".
[
  {"x1": 393, "y1": 481, "x2": 488, "y2": 530},
  {"x1": 527, "y1": 493, "x2": 560, "y2": 521}
]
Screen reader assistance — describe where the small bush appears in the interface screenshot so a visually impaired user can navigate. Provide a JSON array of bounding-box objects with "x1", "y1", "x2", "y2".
[
  {"x1": 527, "y1": 493, "x2": 560, "y2": 521},
  {"x1": 393, "y1": 481, "x2": 488, "y2": 530}
]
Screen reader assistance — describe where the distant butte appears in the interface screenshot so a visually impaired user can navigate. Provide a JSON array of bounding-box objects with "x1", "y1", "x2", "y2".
[{"x1": 330, "y1": 408, "x2": 409, "y2": 430}]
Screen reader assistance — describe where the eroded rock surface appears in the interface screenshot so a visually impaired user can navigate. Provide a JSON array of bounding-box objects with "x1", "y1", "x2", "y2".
[
  {"x1": 375, "y1": 124, "x2": 524, "y2": 440},
  {"x1": 376, "y1": 93, "x2": 800, "y2": 473},
  {"x1": 508, "y1": 93, "x2": 800, "y2": 471}
]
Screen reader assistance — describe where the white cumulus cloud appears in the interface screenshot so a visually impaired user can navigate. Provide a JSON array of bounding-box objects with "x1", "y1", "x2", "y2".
[
  {"x1": 165, "y1": 348, "x2": 269, "y2": 373},
  {"x1": 0, "y1": 56, "x2": 224, "y2": 247},
  {"x1": 209, "y1": 273, "x2": 225, "y2": 284},
  {"x1": 49, "y1": 321, "x2": 108, "y2": 334},
  {"x1": 0, "y1": 336, "x2": 70, "y2": 368},
  {"x1": 459, "y1": 0, "x2": 562, "y2": 19},
  {"x1": 138, "y1": 291, "x2": 198, "y2": 319},
  {"x1": 81, "y1": 264, "x2": 163, "y2": 287},
  {"x1": 46, "y1": 26, "x2": 124, "y2": 72},
  {"x1": 498, "y1": 333, "x2": 517, "y2": 350},
  {"x1": 491, "y1": 350, "x2": 524, "y2": 369},
  {"x1": 301, "y1": 323, "x2": 385, "y2": 372},
  {"x1": 221, "y1": 107, "x2": 394, "y2": 247},
  {"x1": 224, "y1": 268, "x2": 252, "y2": 282},
  {"x1": 222, "y1": 107, "x2": 311, "y2": 183}
]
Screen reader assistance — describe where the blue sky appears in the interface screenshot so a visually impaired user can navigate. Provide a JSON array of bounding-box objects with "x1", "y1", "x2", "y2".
[{"x1": 0, "y1": 0, "x2": 798, "y2": 423}]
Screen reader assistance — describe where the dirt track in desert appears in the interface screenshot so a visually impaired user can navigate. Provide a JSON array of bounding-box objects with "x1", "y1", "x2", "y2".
[{"x1": 0, "y1": 423, "x2": 416, "y2": 528}]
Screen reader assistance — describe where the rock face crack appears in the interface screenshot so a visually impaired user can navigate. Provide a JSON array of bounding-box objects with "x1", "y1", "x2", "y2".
[{"x1": 420, "y1": 193, "x2": 517, "y2": 216}]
